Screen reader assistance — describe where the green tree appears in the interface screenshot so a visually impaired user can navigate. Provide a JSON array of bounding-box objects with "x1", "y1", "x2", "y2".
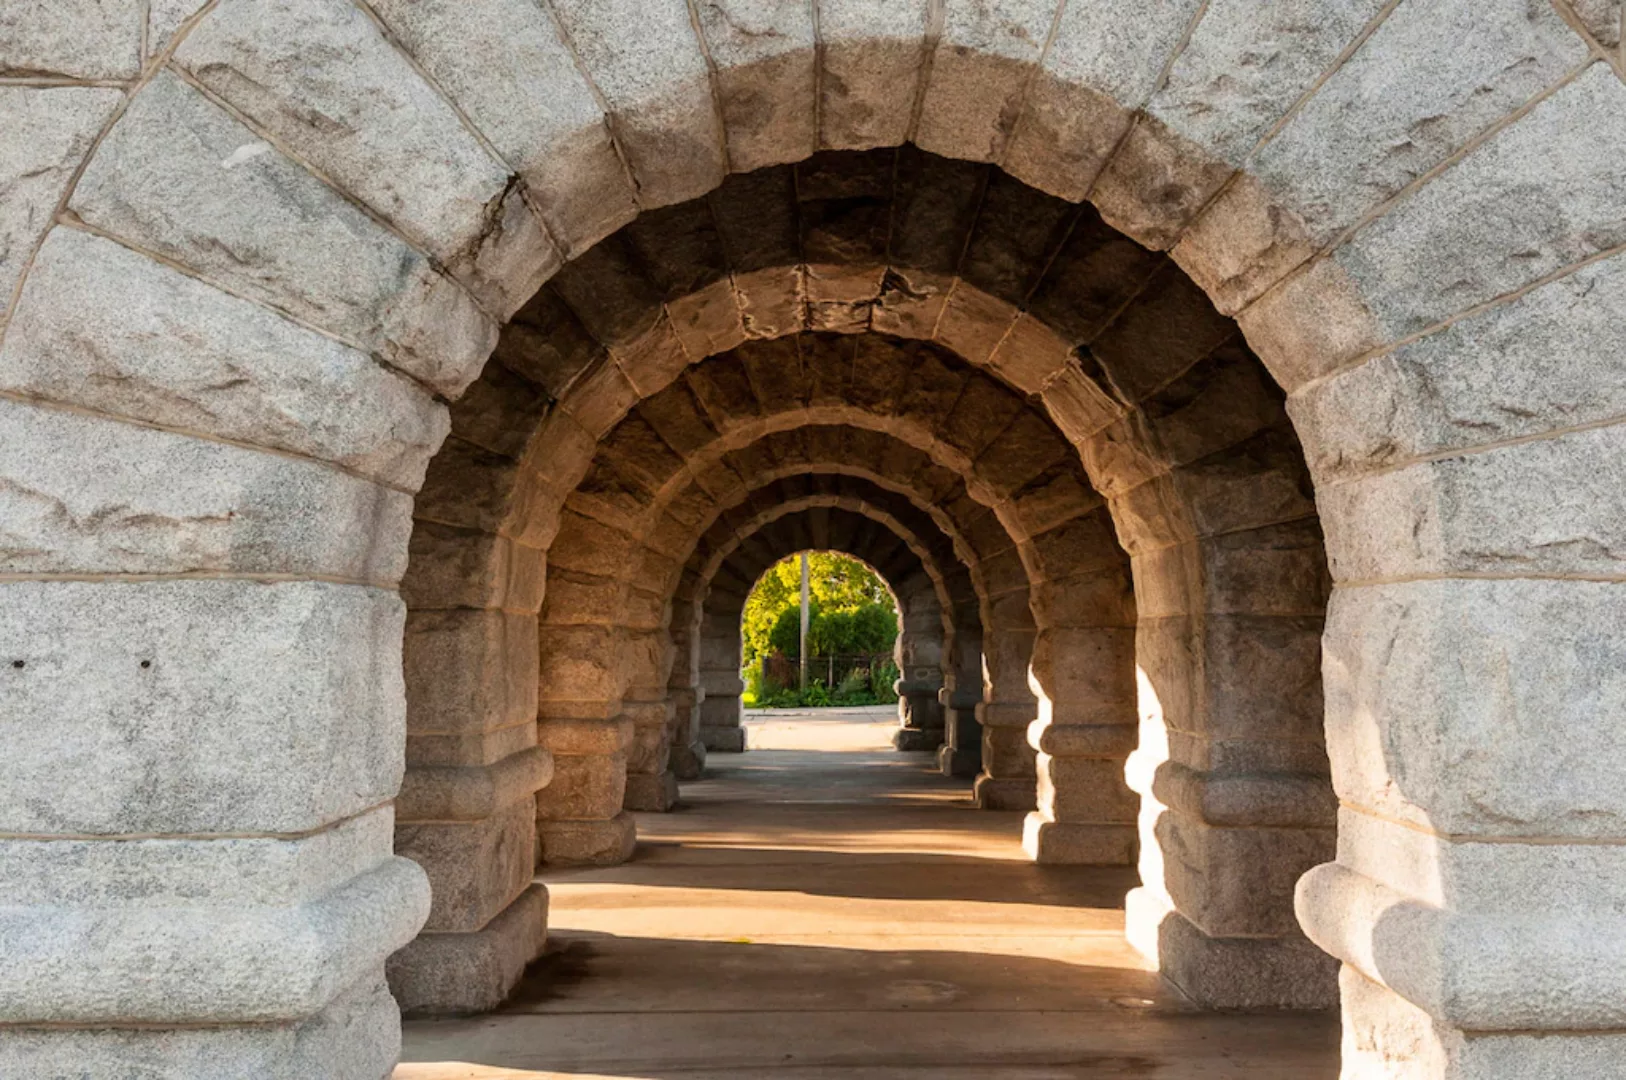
[{"x1": 741, "y1": 551, "x2": 899, "y2": 666}]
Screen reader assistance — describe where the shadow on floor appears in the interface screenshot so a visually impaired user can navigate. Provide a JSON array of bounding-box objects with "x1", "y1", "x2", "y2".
[
  {"x1": 552, "y1": 844, "x2": 1144, "y2": 910},
  {"x1": 397, "y1": 932, "x2": 1339, "y2": 1079}
]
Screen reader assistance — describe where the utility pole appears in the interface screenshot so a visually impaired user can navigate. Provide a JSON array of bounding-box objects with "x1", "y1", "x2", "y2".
[{"x1": 799, "y1": 551, "x2": 810, "y2": 694}]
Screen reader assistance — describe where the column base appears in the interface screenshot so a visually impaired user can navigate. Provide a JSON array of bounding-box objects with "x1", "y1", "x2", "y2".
[
  {"x1": 700, "y1": 726, "x2": 746, "y2": 752},
  {"x1": 892, "y1": 726, "x2": 944, "y2": 752},
  {"x1": 387, "y1": 883, "x2": 548, "y2": 1016},
  {"x1": 0, "y1": 973, "x2": 399, "y2": 1080},
  {"x1": 937, "y1": 741, "x2": 980, "y2": 778},
  {"x1": 670, "y1": 739, "x2": 706, "y2": 780},
  {"x1": 1340, "y1": 964, "x2": 1626, "y2": 1079},
  {"x1": 1126, "y1": 887, "x2": 1336, "y2": 1009},
  {"x1": 1022, "y1": 815, "x2": 1136, "y2": 865},
  {"x1": 623, "y1": 769, "x2": 679, "y2": 812},
  {"x1": 973, "y1": 774, "x2": 1037, "y2": 811},
  {"x1": 538, "y1": 811, "x2": 637, "y2": 867}
]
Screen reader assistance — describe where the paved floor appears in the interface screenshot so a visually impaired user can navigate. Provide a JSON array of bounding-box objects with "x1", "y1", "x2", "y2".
[{"x1": 397, "y1": 708, "x2": 1339, "y2": 1079}]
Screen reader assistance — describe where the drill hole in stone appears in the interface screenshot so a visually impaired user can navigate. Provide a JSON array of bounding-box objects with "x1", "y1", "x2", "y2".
[
  {"x1": 140, "y1": 660, "x2": 152, "y2": 669},
  {"x1": 11, "y1": 660, "x2": 22, "y2": 669}
]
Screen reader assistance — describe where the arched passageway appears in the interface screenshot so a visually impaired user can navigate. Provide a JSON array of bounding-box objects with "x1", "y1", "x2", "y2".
[{"x1": 4, "y1": 2, "x2": 1624, "y2": 1077}]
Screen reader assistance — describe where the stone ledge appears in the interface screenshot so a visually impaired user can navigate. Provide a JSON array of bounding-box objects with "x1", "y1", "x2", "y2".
[
  {"x1": 700, "y1": 726, "x2": 747, "y2": 753},
  {"x1": 1022, "y1": 816, "x2": 1137, "y2": 866},
  {"x1": 0, "y1": 858, "x2": 429, "y2": 1025},
  {"x1": 0, "y1": 972, "x2": 400, "y2": 1080},
  {"x1": 538, "y1": 811, "x2": 636, "y2": 867},
  {"x1": 388, "y1": 883, "x2": 548, "y2": 1017},
  {"x1": 1299, "y1": 860, "x2": 1626, "y2": 1031},
  {"x1": 397, "y1": 746, "x2": 554, "y2": 822}
]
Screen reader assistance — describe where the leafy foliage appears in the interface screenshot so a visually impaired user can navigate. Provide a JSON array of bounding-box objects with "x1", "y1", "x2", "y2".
[
  {"x1": 738, "y1": 551, "x2": 903, "y2": 709},
  {"x1": 741, "y1": 552, "x2": 897, "y2": 664}
]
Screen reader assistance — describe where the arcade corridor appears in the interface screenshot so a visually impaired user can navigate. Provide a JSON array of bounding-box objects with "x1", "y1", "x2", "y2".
[{"x1": 396, "y1": 710, "x2": 1337, "y2": 1078}]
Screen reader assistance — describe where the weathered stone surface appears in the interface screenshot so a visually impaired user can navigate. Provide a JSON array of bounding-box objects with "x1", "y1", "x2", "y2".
[
  {"x1": 623, "y1": 769, "x2": 680, "y2": 812},
  {"x1": 0, "y1": 973, "x2": 403, "y2": 1080},
  {"x1": 1022, "y1": 817, "x2": 1137, "y2": 866},
  {"x1": 0, "y1": 859, "x2": 428, "y2": 1023},
  {"x1": 0, "y1": 580, "x2": 405, "y2": 835},
  {"x1": 1320, "y1": 425, "x2": 1626, "y2": 581},
  {"x1": 0, "y1": 401, "x2": 412, "y2": 581},
  {"x1": 1331, "y1": 63, "x2": 1626, "y2": 350},
  {"x1": 1324, "y1": 578, "x2": 1626, "y2": 838},
  {"x1": 696, "y1": 0, "x2": 817, "y2": 171},
  {"x1": 388, "y1": 883, "x2": 547, "y2": 1017},
  {"x1": 0, "y1": 806, "x2": 394, "y2": 908},
  {"x1": 1251, "y1": 0, "x2": 1586, "y2": 251},
  {"x1": 1290, "y1": 251, "x2": 1626, "y2": 479},
  {"x1": 816, "y1": 0, "x2": 928, "y2": 150},
  {"x1": 0, "y1": 90, "x2": 122, "y2": 320},
  {"x1": 397, "y1": 747, "x2": 552, "y2": 822},
  {"x1": 0, "y1": 0, "x2": 142, "y2": 78},
  {"x1": 404, "y1": 609, "x2": 538, "y2": 736},
  {"x1": 176, "y1": 0, "x2": 512, "y2": 270},
  {"x1": 548, "y1": 0, "x2": 726, "y2": 207},
  {"x1": 538, "y1": 810, "x2": 637, "y2": 866},
  {"x1": 367, "y1": 0, "x2": 637, "y2": 255},
  {"x1": 1002, "y1": 0, "x2": 1201, "y2": 200},
  {"x1": 72, "y1": 72, "x2": 494, "y2": 396},
  {"x1": 403, "y1": 525, "x2": 545, "y2": 614},
  {"x1": 3, "y1": 228, "x2": 449, "y2": 489},
  {"x1": 539, "y1": 752, "x2": 630, "y2": 821},
  {"x1": 148, "y1": 0, "x2": 210, "y2": 56},
  {"x1": 914, "y1": 0, "x2": 1055, "y2": 164},
  {"x1": 1142, "y1": 902, "x2": 1338, "y2": 1010},
  {"x1": 1336, "y1": 964, "x2": 1626, "y2": 1080},
  {"x1": 397, "y1": 799, "x2": 536, "y2": 933}
]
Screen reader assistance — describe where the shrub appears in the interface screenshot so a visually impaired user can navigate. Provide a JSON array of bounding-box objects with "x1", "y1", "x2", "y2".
[{"x1": 870, "y1": 659, "x2": 900, "y2": 704}]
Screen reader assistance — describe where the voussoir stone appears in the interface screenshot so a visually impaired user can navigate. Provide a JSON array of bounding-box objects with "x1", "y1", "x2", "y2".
[
  {"x1": 367, "y1": 0, "x2": 635, "y2": 255},
  {"x1": 696, "y1": 0, "x2": 818, "y2": 172},
  {"x1": 2, "y1": 227, "x2": 448, "y2": 490},
  {"x1": 0, "y1": 88, "x2": 123, "y2": 321},
  {"x1": 0, "y1": 400, "x2": 412, "y2": 582},
  {"x1": 0, "y1": 0, "x2": 142, "y2": 79},
  {"x1": 547, "y1": 0, "x2": 726, "y2": 208},
  {"x1": 175, "y1": 0, "x2": 553, "y2": 315},
  {"x1": 71, "y1": 71, "x2": 494, "y2": 397}
]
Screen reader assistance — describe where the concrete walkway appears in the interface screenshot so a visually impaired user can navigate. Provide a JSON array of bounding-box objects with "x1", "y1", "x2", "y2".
[{"x1": 397, "y1": 710, "x2": 1338, "y2": 1079}]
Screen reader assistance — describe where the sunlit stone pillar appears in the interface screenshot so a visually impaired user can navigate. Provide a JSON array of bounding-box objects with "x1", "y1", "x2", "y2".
[
  {"x1": 1298, "y1": 579, "x2": 1626, "y2": 1075},
  {"x1": 1124, "y1": 525, "x2": 1337, "y2": 1009}
]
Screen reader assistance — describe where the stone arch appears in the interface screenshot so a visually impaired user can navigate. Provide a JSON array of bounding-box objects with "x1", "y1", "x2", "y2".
[
  {"x1": 662, "y1": 458, "x2": 1016, "y2": 785},
  {"x1": 4, "y1": 2, "x2": 1622, "y2": 1075},
  {"x1": 690, "y1": 499, "x2": 968, "y2": 769},
  {"x1": 673, "y1": 480, "x2": 986, "y2": 778}
]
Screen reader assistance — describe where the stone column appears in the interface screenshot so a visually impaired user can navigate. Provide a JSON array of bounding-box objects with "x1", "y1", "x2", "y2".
[
  {"x1": 1124, "y1": 525, "x2": 1336, "y2": 1009},
  {"x1": 391, "y1": 601, "x2": 551, "y2": 1013},
  {"x1": 697, "y1": 608, "x2": 747, "y2": 752},
  {"x1": 972, "y1": 627, "x2": 1039, "y2": 810},
  {"x1": 937, "y1": 685, "x2": 984, "y2": 777},
  {"x1": 665, "y1": 601, "x2": 707, "y2": 779},
  {"x1": 1023, "y1": 626, "x2": 1140, "y2": 865},
  {"x1": 534, "y1": 614, "x2": 636, "y2": 865},
  {"x1": 667, "y1": 686, "x2": 708, "y2": 779},
  {"x1": 621, "y1": 698, "x2": 679, "y2": 811},
  {"x1": 891, "y1": 574, "x2": 946, "y2": 751},
  {"x1": 0, "y1": 580, "x2": 431, "y2": 1078},
  {"x1": 1297, "y1": 578, "x2": 1626, "y2": 1073}
]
